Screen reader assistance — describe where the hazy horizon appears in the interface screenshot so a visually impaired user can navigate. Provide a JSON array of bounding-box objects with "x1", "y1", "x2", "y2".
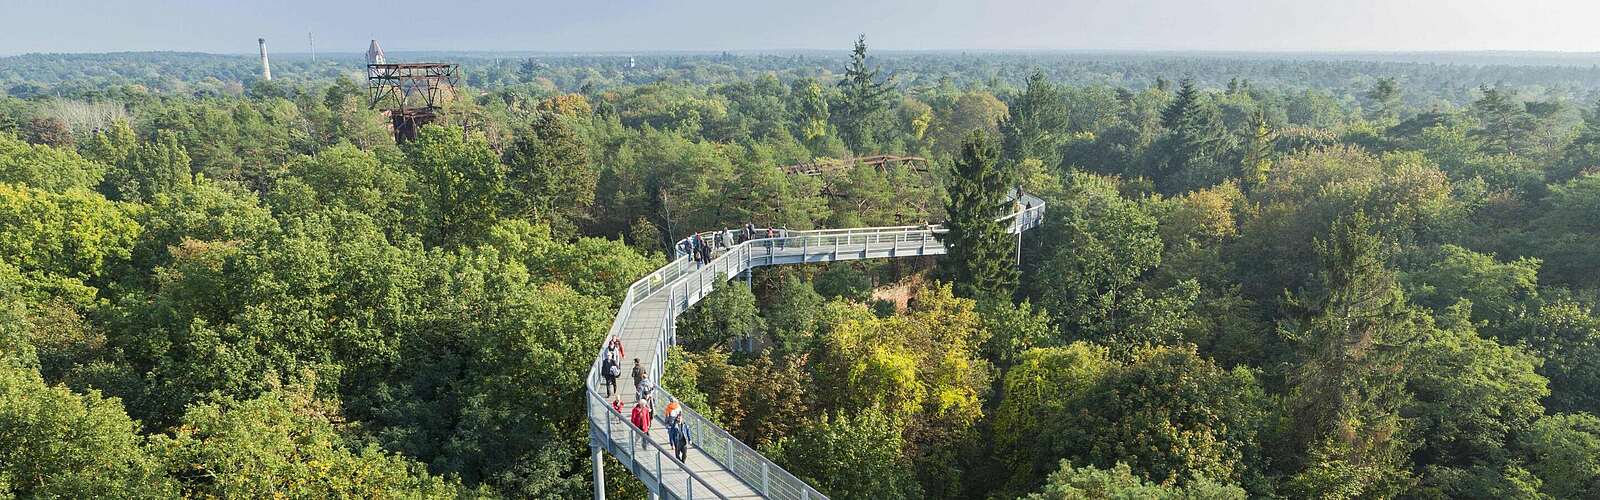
[{"x1": 5, "y1": 0, "x2": 1600, "y2": 55}]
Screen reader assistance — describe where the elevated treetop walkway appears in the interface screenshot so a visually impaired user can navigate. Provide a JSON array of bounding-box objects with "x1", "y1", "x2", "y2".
[{"x1": 585, "y1": 193, "x2": 1046, "y2": 500}]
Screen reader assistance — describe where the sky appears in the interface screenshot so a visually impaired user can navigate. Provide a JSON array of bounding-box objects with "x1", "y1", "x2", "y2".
[{"x1": 3, "y1": 0, "x2": 1600, "y2": 55}]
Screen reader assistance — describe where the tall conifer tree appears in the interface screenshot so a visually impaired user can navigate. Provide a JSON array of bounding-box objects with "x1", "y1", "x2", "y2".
[
  {"x1": 938, "y1": 130, "x2": 1018, "y2": 301},
  {"x1": 836, "y1": 35, "x2": 893, "y2": 153}
]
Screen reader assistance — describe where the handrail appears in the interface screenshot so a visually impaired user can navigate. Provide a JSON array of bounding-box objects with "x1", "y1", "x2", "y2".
[
  {"x1": 587, "y1": 195, "x2": 1046, "y2": 499},
  {"x1": 586, "y1": 386, "x2": 732, "y2": 500}
]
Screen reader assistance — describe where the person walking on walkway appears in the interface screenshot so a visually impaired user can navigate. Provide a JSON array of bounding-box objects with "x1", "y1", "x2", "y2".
[
  {"x1": 667, "y1": 416, "x2": 682, "y2": 458},
  {"x1": 638, "y1": 373, "x2": 656, "y2": 402},
  {"x1": 631, "y1": 359, "x2": 645, "y2": 397},
  {"x1": 630, "y1": 399, "x2": 651, "y2": 434},
  {"x1": 611, "y1": 397, "x2": 624, "y2": 413},
  {"x1": 608, "y1": 336, "x2": 625, "y2": 360},
  {"x1": 670, "y1": 415, "x2": 692, "y2": 461},
  {"x1": 688, "y1": 234, "x2": 702, "y2": 265},
  {"x1": 601, "y1": 356, "x2": 620, "y2": 397}
]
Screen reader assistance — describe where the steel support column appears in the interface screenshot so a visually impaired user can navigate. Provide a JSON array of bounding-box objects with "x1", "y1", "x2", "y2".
[{"x1": 592, "y1": 445, "x2": 606, "y2": 500}]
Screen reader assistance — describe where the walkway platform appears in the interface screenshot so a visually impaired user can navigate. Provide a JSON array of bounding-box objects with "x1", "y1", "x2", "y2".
[{"x1": 586, "y1": 195, "x2": 1046, "y2": 500}]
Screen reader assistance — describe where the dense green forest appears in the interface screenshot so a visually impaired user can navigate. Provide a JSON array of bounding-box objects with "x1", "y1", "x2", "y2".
[{"x1": 6, "y1": 39, "x2": 1600, "y2": 499}]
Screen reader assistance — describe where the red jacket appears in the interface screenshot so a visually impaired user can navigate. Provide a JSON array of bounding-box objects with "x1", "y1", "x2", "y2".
[{"x1": 630, "y1": 404, "x2": 651, "y2": 432}]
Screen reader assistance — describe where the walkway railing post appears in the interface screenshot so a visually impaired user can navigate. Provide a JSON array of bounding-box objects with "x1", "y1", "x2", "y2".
[{"x1": 593, "y1": 444, "x2": 606, "y2": 500}]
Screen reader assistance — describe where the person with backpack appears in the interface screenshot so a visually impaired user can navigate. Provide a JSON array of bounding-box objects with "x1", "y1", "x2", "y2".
[
  {"x1": 601, "y1": 356, "x2": 621, "y2": 397},
  {"x1": 670, "y1": 416, "x2": 692, "y2": 461},
  {"x1": 631, "y1": 359, "x2": 645, "y2": 397},
  {"x1": 638, "y1": 373, "x2": 656, "y2": 402}
]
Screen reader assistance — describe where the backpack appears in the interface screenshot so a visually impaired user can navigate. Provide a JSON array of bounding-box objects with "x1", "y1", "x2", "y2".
[{"x1": 606, "y1": 360, "x2": 621, "y2": 378}]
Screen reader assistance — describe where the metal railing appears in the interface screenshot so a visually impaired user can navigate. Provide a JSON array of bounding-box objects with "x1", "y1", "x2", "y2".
[{"x1": 587, "y1": 196, "x2": 1045, "y2": 499}]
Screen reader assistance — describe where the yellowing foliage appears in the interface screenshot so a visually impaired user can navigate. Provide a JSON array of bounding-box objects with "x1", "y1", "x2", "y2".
[{"x1": 536, "y1": 93, "x2": 593, "y2": 117}]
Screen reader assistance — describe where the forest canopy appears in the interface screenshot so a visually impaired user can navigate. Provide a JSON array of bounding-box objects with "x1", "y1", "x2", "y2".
[{"x1": 5, "y1": 41, "x2": 1600, "y2": 499}]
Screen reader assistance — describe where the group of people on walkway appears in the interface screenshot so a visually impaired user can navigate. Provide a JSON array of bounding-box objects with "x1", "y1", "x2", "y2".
[
  {"x1": 681, "y1": 232, "x2": 715, "y2": 265},
  {"x1": 677, "y1": 223, "x2": 797, "y2": 265},
  {"x1": 611, "y1": 354, "x2": 693, "y2": 462},
  {"x1": 598, "y1": 336, "x2": 625, "y2": 398}
]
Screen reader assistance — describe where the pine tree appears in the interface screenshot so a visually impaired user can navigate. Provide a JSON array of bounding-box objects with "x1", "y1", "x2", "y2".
[
  {"x1": 1553, "y1": 99, "x2": 1600, "y2": 181},
  {"x1": 1001, "y1": 71, "x2": 1069, "y2": 168},
  {"x1": 1161, "y1": 79, "x2": 1198, "y2": 130},
  {"x1": 1240, "y1": 111, "x2": 1274, "y2": 191},
  {"x1": 938, "y1": 130, "x2": 1018, "y2": 301},
  {"x1": 1471, "y1": 85, "x2": 1537, "y2": 157},
  {"x1": 1366, "y1": 77, "x2": 1401, "y2": 122},
  {"x1": 835, "y1": 34, "x2": 893, "y2": 153},
  {"x1": 1154, "y1": 83, "x2": 1236, "y2": 192},
  {"x1": 1283, "y1": 213, "x2": 1423, "y2": 497}
]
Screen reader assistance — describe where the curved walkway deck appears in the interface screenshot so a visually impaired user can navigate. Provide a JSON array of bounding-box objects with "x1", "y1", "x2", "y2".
[{"x1": 586, "y1": 195, "x2": 1046, "y2": 500}]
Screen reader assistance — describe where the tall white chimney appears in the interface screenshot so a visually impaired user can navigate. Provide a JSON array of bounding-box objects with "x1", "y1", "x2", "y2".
[{"x1": 258, "y1": 38, "x2": 272, "y2": 80}]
